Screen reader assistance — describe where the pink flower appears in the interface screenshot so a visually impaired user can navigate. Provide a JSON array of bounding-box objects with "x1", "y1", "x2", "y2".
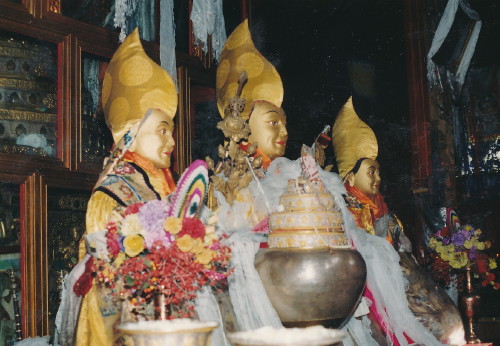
[{"x1": 144, "y1": 228, "x2": 171, "y2": 249}]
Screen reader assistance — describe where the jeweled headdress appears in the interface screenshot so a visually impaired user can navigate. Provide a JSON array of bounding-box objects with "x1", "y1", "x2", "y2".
[
  {"x1": 216, "y1": 19, "x2": 283, "y2": 120},
  {"x1": 332, "y1": 97, "x2": 378, "y2": 179},
  {"x1": 102, "y1": 28, "x2": 177, "y2": 143}
]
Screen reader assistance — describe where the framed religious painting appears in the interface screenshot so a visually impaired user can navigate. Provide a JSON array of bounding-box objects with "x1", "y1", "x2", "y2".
[
  {"x1": 74, "y1": 51, "x2": 113, "y2": 172},
  {"x1": 0, "y1": 179, "x2": 21, "y2": 343},
  {"x1": 21, "y1": 173, "x2": 93, "y2": 338},
  {"x1": 0, "y1": 250, "x2": 21, "y2": 346},
  {"x1": 46, "y1": 184, "x2": 90, "y2": 338},
  {"x1": 174, "y1": 66, "x2": 220, "y2": 173}
]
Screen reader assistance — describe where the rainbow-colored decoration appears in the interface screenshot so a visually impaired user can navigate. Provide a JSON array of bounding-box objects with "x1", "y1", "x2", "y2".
[{"x1": 167, "y1": 159, "x2": 208, "y2": 218}]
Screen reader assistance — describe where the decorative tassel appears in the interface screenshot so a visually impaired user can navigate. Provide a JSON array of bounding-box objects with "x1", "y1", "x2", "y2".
[{"x1": 160, "y1": 0, "x2": 178, "y2": 90}]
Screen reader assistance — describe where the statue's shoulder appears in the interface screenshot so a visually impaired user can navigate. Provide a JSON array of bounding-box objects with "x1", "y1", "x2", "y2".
[
  {"x1": 343, "y1": 193, "x2": 363, "y2": 209},
  {"x1": 95, "y1": 160, "x2": 160, "y2": 206}
]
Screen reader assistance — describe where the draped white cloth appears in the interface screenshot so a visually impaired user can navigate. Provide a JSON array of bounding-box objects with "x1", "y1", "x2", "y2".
[
  {"x1": 427, "y1": 0, "x2": 482, "y2": 88},
  {"x1": 190, "y1": 0, "x2": 227, "y2": 61},
  {"x1": 233, "y1": 157, "x2": 444, "y2": 345},
  {"x1": 55, "y1": 255, "x2": 89, "y2": 346},
  {"x1": 160, "y1": 0, "x2": 178, "y2": 90}
]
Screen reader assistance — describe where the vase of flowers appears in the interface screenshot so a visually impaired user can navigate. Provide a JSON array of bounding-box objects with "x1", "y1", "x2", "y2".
[
  {"x1": 83, "y1": 198, "x2": 232, "y2": 321},
  {"x1": 428, "y1": 224, "x2": 499, "y2": 343}
]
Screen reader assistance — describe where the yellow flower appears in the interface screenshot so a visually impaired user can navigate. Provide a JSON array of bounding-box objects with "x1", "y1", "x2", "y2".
[
  {"x1": 441, "y1": 252, "x2": 452, "y2": 262},
  {"x1": 464, "y1": 240, "x2": 473, "y2": 249},
  {"x1": 445, "y1": 244, "x2": 455, "y2": 253},
  {"x1": 123, "y1": 234, "x2": 145, "y2": 257},
  {"x1": 435, "y1": 244, "x2": 444, "y2": 254},
  {"x1": 164, "y1": 217, "x2": 182, "y2": 235},
  {"x1": 196, "y1": 249, "x2": 215, "y2": 265},
  {"x1": 489, "y1": 258, "x2": 498, "y2": 270},
  {"x1": 476, "y1": 242, "x2": 485, "y2": 251},
  {"x1": 120, "y1": 214, "x2": 144, "y2": 236},
  {"x1": 177, "y1": 234, "x2": 194, "y2": 252},
  {"x1": 204, "y1": 233, "x2": 218, "y2": 244},
  {"x1": 205, "y1": 225, "x2": 216, "y2": 235},
  {"x1": 428, "y1": 238, "x2": 437, "y2": 249},
  {"x1": 191, "y1": 238, "x2": 205, "y2": 254},
  {"x1": 114, "y1": 252, "x2": 126, "y2": 267}
]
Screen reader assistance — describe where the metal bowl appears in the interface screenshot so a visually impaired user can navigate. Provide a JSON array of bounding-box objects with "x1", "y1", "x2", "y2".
[
  {"x1": 117, "y1": 319, "x2": 218, "y2": 346},
  {"x1": 255, "y1": 247, "x2": 366, "y2": 328}
]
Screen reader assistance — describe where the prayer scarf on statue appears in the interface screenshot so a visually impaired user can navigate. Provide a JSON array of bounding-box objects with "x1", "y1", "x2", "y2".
[{"x1": 343, "y1": 184, "x2": 388, "y2": 235}]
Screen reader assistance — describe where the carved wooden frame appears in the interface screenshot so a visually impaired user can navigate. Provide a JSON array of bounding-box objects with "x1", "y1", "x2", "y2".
[{"x1": 22, "y1": 171, "x2": 94, "y2": 337}]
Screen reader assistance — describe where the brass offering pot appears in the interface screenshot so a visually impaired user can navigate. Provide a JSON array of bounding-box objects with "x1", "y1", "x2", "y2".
[{"x1": 255, "y1": 246, "x2": 366, "y2": 328}]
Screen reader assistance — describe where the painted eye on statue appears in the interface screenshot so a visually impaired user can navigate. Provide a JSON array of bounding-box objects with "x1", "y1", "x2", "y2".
[{"x1": 268, "y1": 120, "x2": 279, "y2": 126}]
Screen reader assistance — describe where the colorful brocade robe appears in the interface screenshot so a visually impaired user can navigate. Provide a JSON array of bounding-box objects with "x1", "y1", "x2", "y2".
[{"x1": 75, "y1": 154, "x2": 175, "y2": 346}]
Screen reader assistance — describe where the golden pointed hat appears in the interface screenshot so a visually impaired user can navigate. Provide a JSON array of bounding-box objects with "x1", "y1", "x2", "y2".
[
  {"x1": 332, "y1": 97, "x2": 378, "y2": 179},
  {"x1": 102, "y1": 28, "x2": 177, "y2": 143},
  {"x1": 216, "y1": 19, "x2": 283, "y2": 119}
]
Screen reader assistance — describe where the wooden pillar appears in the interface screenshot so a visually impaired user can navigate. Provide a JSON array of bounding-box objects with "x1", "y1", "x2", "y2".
[{"x1": 404, "y1": 0, "x2": 432, "y2": 194}]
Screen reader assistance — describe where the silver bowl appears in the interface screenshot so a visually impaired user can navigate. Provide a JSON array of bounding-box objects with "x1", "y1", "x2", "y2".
[{"x1": 255, "y1": 247, "x2": 366, "y2": 328}]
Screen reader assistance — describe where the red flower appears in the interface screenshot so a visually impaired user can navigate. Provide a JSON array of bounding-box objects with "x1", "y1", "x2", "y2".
[
  {"x1": 107, "y1": 232, "x2": 121, "y2": 257},
  {"x1": 125, "y1": 202, "x2": 144, "y2": 215},
  {"x1": 476, "y1": 258, "x2": 488, "y2": 273},
  {"x1": 107, "y1": 222, "x2": 118, "y2": 234},
  {"x1": 439, "y1": 226, "x2": 449, "y2": 237},
  {"x1": 74, "y1": 257, "x2": 95, "y2": 296},
  {"x1": 179, "y1": 218, "x2": 206, "y2": 239}
]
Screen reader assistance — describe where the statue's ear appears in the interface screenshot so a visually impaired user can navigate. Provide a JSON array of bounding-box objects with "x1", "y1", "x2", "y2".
[{"x1": 346, "y1": 172, "x2": 355, "y2": 187}]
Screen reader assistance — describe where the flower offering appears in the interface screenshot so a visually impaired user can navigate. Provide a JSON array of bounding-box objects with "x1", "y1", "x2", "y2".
[
  {"x1": 428, "y1": 224, "x2": 499, "y2": 289},
  {"x1": 89, "y1": 199, "x2": 232, "y2": 319}
]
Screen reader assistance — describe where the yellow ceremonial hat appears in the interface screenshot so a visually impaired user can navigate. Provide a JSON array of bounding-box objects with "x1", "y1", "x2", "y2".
[
  {"x1": 216, "y1": 19, "x2": 283, "y2": 119},
  {"x1": 102, "y1": 28, "x2": 177, "y2": 143},
  {"x1": 332, "y1": 97, "x2": 378, "y2": 179}
]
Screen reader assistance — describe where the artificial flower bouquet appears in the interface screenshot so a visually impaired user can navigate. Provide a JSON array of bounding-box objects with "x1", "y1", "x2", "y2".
[
  {"x1": 84, "y1": 199, "x2": 232, "y2": 319},
  {"x1": 428, "y1": 224, "x2": 499, "y2": 290}
]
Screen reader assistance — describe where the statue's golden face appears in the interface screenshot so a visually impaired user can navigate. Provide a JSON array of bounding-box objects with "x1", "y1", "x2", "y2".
[
  {"x1": 130, "y1": 109, "x2": 175, "y2": 169},
  {"x1": 248, "y1": 101, "x2": 288, "y2": 160},
  {"x1": 348, "y1": 158, "x2": 381, "y2": 197}
]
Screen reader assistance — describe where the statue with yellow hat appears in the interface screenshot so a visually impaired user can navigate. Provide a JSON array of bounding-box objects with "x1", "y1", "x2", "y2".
[
  {"x1": 57, "y1": 28, "x2": 178, "y2": 345},
  {"x1": 332, "y1": 97, "x2": 464, "y2": 344},
  {"x1": 216, "y1": 19, "x2": 288, "y2": 172},
  {"x1": 206, "y1": 19, "x2": 291, "y2": 335}
]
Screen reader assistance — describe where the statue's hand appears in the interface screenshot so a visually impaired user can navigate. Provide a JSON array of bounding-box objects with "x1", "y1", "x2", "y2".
[{"x1": 398, "y1": 231, "x2": 412, "y2": 253}]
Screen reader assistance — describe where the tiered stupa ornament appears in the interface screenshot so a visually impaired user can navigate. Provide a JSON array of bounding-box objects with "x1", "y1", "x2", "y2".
[{"x1": 255, "y1": 147, "x2": 367, "y2": 328}]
